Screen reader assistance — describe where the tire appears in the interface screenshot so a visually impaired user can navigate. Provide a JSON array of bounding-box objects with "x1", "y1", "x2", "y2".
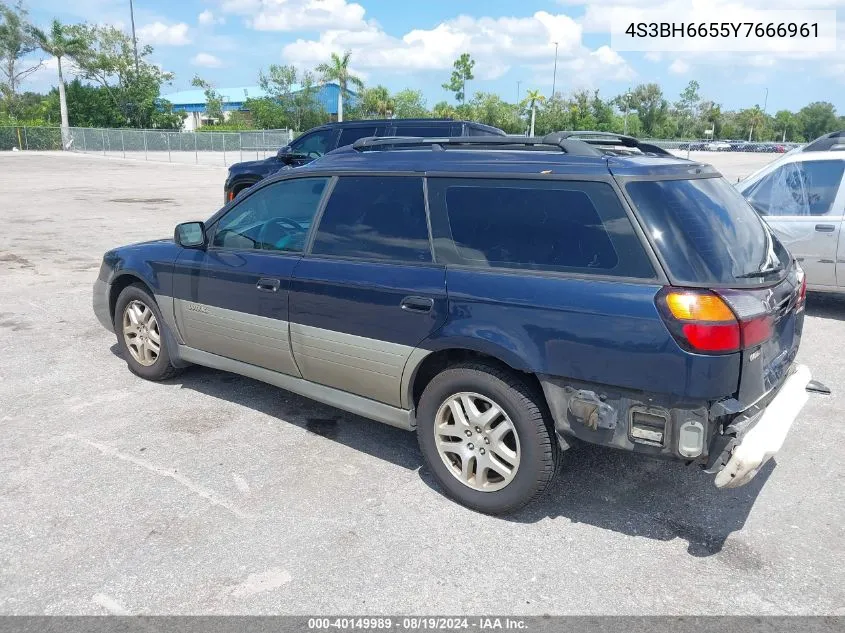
[
  {"x1": 113, "y1": 283, "x2": 182, "y2": 381},
  {"x1": 416, "y1": 362, "x2": 560, "y2": 514}
]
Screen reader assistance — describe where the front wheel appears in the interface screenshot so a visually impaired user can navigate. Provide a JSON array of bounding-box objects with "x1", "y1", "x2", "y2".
[
  {"x1": 114, "y1": 283, "x2": 182, "y2": 381},
  {"x1": 416, "y1": 362, "x2": 560, "y2": 514}
]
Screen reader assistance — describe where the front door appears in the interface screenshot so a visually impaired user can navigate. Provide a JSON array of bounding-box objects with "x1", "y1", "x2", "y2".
[
  {"x1": 744, "y1": 158, "x2": 845, "y2": 288},
  {"x1": 172, "y1": 176, "x2": 331, "y2": 375},
  {"x1": 289, "y1": 175, "x2": 447, "y2": 407}
]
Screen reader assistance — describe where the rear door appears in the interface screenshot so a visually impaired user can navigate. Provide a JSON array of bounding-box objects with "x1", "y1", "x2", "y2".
[
  {"x1": 172, "y1": 176, "x2": 330, "y2": 375},
  {"x1": 742, "y1": 157, "x2": 845, "y2": 288},
  {"x1": 289, "y1": 175, "x2": 447, "y2": 407}
]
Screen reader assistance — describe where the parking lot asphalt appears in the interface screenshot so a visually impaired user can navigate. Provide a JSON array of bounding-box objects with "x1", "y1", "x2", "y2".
[{"x1": 1, "y1": 151, "x2": 843, "y2": 615}]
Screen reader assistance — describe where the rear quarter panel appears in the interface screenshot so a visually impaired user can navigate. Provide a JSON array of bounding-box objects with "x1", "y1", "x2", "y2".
[{"x1": 430, "y1": 270, "x2": 740, "y2": 401}]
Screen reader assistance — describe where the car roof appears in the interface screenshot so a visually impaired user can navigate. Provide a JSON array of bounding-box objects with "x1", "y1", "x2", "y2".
[
  {"x1": 273, "y1": 144, "x2": 713, "y2": 180},
  {"x1": 310, "y1": 118, "x2": 472, "y2": 128}
]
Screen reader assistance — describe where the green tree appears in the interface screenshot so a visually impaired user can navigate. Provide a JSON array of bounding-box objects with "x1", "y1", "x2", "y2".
[
  {"x1": 442, "y1": 53, "x2": 474, "y2": 104},
  {"x1": 773, "y1": 109, "x2": 802, "y2": 142},
  {"x1": 431, "y1": 100, "x2": 455, "y2": 119},
  {"x1": 628, "y1": 83, "x2": 668, "y2": 137},
  {"x1": 590, "y1": 90, "x2": 617, "y2": 132},
  {"x1": 191, "y1": 75, "x2": 224, "y2": 123},
  {"x1": 798, "y1": 102, "x2": 838, "y2": 141},
  {"x1": 522, "y1": 89, "x2": 544, "y2": 136},
  {"x1": 31, "y1": 19, "x2": 89, "y2": 146},
  {"x1": 469, "y1": 91, "x2": 522, "y2": 133},
  {"x1": 533, "y1": 93, "x2": 569, "y2": 135},
  {"x1": 393, "y1": 88, "x2": 427, "y2": 118},
  {"x1": 0, "y1": 0, "x2": 40, "y2": 117},
  {"x1": 360, "y1": 84, "x2": 394, "y2": 118},
  {"x1": 71, "y1": 24, "x2": 181, "y2": 128},
  {"x1": 258, "y1": 64, "x2": 324, "y2": 131},
  {"x1": 315, "y1": 50, "x2": 363, "y2": 122},
  {"x1": 568, "y1": 90, "x2": 597, "y2": 130},
  {"x1": 674, "y1": 80, "x2": 700, "y2": 138}
]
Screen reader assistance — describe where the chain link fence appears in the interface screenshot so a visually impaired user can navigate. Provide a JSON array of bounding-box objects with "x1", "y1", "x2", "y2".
[
  {"x1": 1, "y1": 126, "x2": 802, "y2": 166},
  {"x1": 0, "y1": 126, "x2": 294, "y2": 167}
]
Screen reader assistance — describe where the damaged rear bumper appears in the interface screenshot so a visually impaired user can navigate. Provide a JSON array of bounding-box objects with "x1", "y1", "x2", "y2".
[
  {"x1": 713, "y1": 364, "x2": 811, "y2": 488},
  {"x1": 539, "y1": 362, "x2": 812, "y2": 489}
]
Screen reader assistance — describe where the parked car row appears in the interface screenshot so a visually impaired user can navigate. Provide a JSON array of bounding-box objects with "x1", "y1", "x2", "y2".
[
  {"x1": 95, "y1": 125, "x2": 820, "y2": 514},
  {"x1": 678, "y1": 140, "x2": 798, "y2": 153}
]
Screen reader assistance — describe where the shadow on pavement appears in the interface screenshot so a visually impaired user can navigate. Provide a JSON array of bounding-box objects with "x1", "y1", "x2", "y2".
[
  {"x1": 112, "y1": 344, "x2": 770, "y2": 559},
  {"x1": 805, "y1": 292, "x2": 845, "y2": 321}
]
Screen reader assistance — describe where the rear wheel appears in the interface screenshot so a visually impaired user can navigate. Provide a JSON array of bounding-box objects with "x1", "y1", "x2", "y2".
[
  {"x1": 416, "y1": 362, "x2": 559, "y2": 514},
  {"x1": 114, "y1": 283, "x2": 181, "y2": 381}
]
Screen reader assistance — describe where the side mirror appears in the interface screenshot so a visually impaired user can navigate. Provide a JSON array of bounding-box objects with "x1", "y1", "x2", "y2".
[
  {"x1": 174, "y1": 221, "x2": 206, "y2": 248},
  {"x1": 276, "y1": 146, "x2": 294, "y2": 163}
]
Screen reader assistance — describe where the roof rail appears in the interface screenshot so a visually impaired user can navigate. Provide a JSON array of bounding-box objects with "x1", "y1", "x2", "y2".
[
  {"x1": 802, "y1": 130, "x2": 845, "y2": 152},
  {"x1": 350, "y1": 134, "x2": 606, "y2": 157},
  {"x1": 548, "y1": 131, "x2": 673, "y2": 156}
]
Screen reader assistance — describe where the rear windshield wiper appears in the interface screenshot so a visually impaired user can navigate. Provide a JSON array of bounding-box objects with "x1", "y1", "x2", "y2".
[{"x1": 735, "y1": 265, "x2": 784, "y2": 279}]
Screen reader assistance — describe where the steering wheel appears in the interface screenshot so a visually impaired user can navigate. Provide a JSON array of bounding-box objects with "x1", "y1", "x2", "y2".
[{"x1": 258, "y1": 217, "x2": 305, "y2": 251}]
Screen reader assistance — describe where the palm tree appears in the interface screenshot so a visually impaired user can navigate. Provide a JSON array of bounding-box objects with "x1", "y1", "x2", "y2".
[
  {"x1": 522, "y1": 89, "x2": 545, "y2": 136},
  {"x1": 31, "y1": 20, "x2": 87, "y2": 148},
  {"x1": 362, "y1": 85, "x2": 394, "y2": 118},
  {"x1": 316, "y1": 51, "x2": 364, "y2": 122}
]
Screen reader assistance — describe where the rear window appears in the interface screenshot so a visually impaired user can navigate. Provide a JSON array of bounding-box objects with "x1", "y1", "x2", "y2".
[
  {"x1": 428, "y1": 178, "x2": 655, "y2": 278},
  {"x1": 626, "y1": 177, "x2": 790, "y2": 286}
]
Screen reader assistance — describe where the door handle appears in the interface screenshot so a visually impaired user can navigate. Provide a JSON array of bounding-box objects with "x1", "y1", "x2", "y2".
[
  {"x1": 401, "y1": 296, "x2": 434, "y2": 313},
  {"x1": 815, "y1": 224, "x2": 836, "y2": 233},
  {"x1": 256, "y1": 277, "x2": 281, "y2": 292}
]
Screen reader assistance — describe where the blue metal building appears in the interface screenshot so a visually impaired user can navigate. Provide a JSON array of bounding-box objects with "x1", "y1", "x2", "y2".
[{"x1": 160, "y1": 83, "x2": 352, "y2": 130}]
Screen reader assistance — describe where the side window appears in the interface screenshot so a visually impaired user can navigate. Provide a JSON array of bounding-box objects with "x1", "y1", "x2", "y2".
[
  {"x1": 311, "y1": 176, "x2": 432, "y2": 263},
  {"x1": 746, "y1": 160, "x2": 845, "y2": 217},
  {"x1": 337, "y1": 127, "x2": 378, "y2": 148},
  {"x1": 212, "y1": 178, "x2": 329, "y2": 252},
  {"x1": 427, "y1": 178, "x2": 655, "y2": 278},
  {"x1": 290, "y1": 129, "x2": 335, "y2": 158}
]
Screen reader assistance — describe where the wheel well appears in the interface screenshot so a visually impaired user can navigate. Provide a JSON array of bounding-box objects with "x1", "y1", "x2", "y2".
[
  {"x1": 411, "y1": 349, "x2": 545, "y2": 409},
  {"x1": 109, "y1": 275, "x2": 152, "y2": 322},
  {"x1": 233, "y1": 180, "x2": 259, "y2": 196}
]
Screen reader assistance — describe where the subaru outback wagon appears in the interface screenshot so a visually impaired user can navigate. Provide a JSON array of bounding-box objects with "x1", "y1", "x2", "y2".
[{"x1": 94, "y1": 132, "x2": 812, "y2": 514}]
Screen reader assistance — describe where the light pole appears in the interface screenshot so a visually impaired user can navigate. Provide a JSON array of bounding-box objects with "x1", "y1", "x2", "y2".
[
  {"x1": 623, "y1": 91, "x2": 631, "y2": 135},
  {"x1": 551, "y1": 41, "x2": 559, "y2": 99},
  {"x1": 129, "y1": 0, "x2": 140, "y2": 75},
  {"x1": 516, "y1": 80, "x2": 521, "y2": 104}
]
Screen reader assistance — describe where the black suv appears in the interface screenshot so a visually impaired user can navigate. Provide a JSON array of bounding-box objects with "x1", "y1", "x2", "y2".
[{"x1": 223, "y1": 119, "x2": 506, "y2": 201}]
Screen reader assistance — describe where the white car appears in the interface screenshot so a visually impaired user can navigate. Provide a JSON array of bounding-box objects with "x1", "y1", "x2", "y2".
[
  {"x1": 706, "y1": 140, "x2": 731, "y2": 151},
  {"x1": 736, "y1": 131, "x2": 845, "y2": 293}
]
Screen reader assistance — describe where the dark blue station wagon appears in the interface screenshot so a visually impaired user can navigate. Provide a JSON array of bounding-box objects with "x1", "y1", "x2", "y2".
[{"x1": 94, "y1": 134, "x2": 813, "y2": 514}]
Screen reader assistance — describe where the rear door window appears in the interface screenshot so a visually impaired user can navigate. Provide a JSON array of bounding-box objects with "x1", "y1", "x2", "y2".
[
  {"x1": 337, "y1": 126, "x2": 379, "y2": 148},
  {"x1": 427, "y1": 178, "x2": 655, "y2": 278},
  {"x1": 744, "y1": 159, "x2": 845, "y2": 217},
  {"x1": 311, "y1": 176, "x2": 432, "y2": 263},
  {"x1": 394, "y1": 124, "x2": 450, "y2": 138},
  {"x1": 626, "y1": 177, "x2": 790, "y2": 286}
]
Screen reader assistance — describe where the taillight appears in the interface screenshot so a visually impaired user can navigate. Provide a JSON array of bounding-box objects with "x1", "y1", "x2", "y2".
[{"x1": 657, "y1": 288, "x2": 773, "y2": 354}]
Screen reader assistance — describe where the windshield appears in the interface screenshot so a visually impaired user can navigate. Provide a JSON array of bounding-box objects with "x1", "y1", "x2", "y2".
[{"x1": 626, "y1": 177, "x2": 790, "y2": 286}]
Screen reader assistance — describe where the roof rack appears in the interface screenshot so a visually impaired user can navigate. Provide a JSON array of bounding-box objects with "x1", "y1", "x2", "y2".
[
  {"x1": 548, "y1": 131, "x2": 673, "y2": 156},
  {"x1": 351, "y1": 134, "x2": 606, "y2": 157},
  {"x1": 802, "y1": 130, "x2": 845, "y2": 152}
]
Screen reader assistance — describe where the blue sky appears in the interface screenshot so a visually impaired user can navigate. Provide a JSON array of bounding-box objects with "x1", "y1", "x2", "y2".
[{"x1": 20, "y1": 0, "x2": 845, "y2": 112}]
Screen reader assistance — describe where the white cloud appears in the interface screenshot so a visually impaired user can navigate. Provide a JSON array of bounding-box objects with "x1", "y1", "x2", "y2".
[
  {"x1": 137, "y1": 22, "x2": 191, "y2": 46},
  {"x1": 198, "y1": 10, "x2": 225, "y2": 26},
  {"x1": 669, "y1": 59, "x2": 690, "y2": 74},
  {"x1": 191, "y1": 52, "x2": 224, "y2": 68},
  {"x1": 279, "y1": 8, "x2": 632, "y2": 85},
  {"x1": 219, "y1": 0, "x2": 370, "y2": 31}
]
